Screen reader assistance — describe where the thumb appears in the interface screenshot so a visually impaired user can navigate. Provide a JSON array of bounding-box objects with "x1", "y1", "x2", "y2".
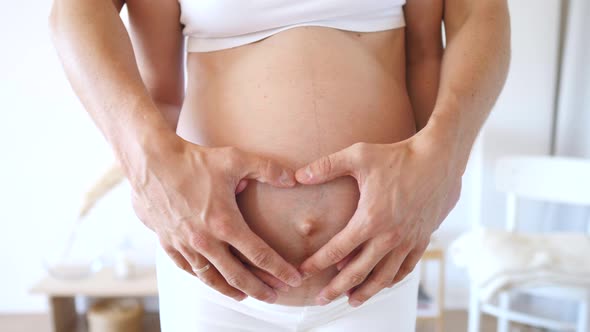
[
  {"x1": 239, "y1": 152, "x2": 296, "y2": 188},
  {"x1": 296, "y1": 146, "x2": 358, "y2": 185}
]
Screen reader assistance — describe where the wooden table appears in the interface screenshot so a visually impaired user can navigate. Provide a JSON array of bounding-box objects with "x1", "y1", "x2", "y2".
[{"x1": 30, "y1": 267, "x2": 158, "y2": 332}]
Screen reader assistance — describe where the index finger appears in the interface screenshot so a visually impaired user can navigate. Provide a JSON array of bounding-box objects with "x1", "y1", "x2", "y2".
[
  {"x1": 298, "y1": 214, "x2": 368, "y2": 279},
  {"x1": 295, "y1": 142, "x2": 363, "y2": 185},
  {"x1": 220, "y1": 209, "x2": 303, "y2": 288}
]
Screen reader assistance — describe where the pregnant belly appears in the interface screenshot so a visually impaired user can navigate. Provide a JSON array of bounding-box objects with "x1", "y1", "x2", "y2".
[{"x1": 176, "y1": 27, "x2": 416, "y2": 306}]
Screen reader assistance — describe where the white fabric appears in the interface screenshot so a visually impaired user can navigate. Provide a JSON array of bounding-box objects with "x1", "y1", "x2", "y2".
[
  {"x1": 156, "y1": 243, "x2": 420, "y2": 331},
  {"x1": 450, "y1": 227, "x2": 590, "y2": 301},
  {"x1": 177, "y1": 0, "x2": 406, "y2": 52}
]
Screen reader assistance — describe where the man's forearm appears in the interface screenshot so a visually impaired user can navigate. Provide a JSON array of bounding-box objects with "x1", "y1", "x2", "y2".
[
  {"x1": 423, "y1": 0, "x2": 511, "y2": 174},
  {"x1": 49, "y1": 0, "x2": 177, "y2": 180}
]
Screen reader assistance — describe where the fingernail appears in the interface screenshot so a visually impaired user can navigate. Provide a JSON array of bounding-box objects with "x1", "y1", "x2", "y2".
[
  {"x1": 288, "y1": 274, "x2": 302, "y2": 287},
  {"x1": 301, "y1": 272, "x2": 312, "y2": 281},
  {"x1": 235, "y1": 294, "x2": 247, "y2": 301},
  {"x1": 265, "y1": 292, "x2": 278, "y2": 304},
  {"x1": 305, "y1": 166, "x2": 313, "y2": 181},
  {"x1": 280, "y1": 170, "x2": 294, "y2": 186},
  {"x1": 317, "y1": 296, "x2": 331, "y2": 306},
  {"x1": 349, "y1": 299, "x2": 362, "y2": 307}
]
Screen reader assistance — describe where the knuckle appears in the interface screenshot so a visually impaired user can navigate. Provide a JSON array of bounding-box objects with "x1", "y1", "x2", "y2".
[
  {"x1": 214, "y1": 220, "x2": 236, "y2": 240},
  {"x1": 357, "y1": 223, "x2": 374, "y2": 240},
  {"x1": 397, "y1": 267, "x2": 410, "y2": 279},
  {"x1": 222, "y1": 146, "x2": 242, "y2": 169},
  {"x1": 226, "y1": 274, "x2": 246, "y2": 290},
  {"x1": 348, "y1": 271, "x2": 366, "y2": 286},
  {"x1": 206, "y1": 214, "x2": 233, "y2": 238},
  {"x1": 317, "y1": 155, "x2": 334, "y2": 175},
  {"x1": 223, "y1": 146, "x2": 239, "y2": 157},
  {"x1": 416, "y1": 238, "x2": 430, "y2": 253},
  {"x1": 393, "y1": 272, "x2": 407, "y2": 284},
  {"x1": 257, "y1": 157, "x2": 275, "y2": 177},
  {"x1": 202, "y1": 211, "x2": 222, "y2": 228},
  {"x1": 187, "y1": 231, "x2": 210, "y2": 252},
  {"x1": 325, "y1": 246, "x2": 346, "y2": 263},
  {"x1": 273, "y1": 268, "x2": 292, "y2": 283},
  {"x1": 251, "y1": 249, "x2": 274, "y2": 269},
  {"x1": 374, "y1": 277, "x2": 391, "y2": 289},
  {"x1": 199, "y1": 274, "x2": 217, "y2": 287},
  {"x1": 351, "y1": 142, "x2": 369, "y2": 161},
  {"x1": 364, "y1": 204, "x2": 384, "y2": 225},
  {"x1": 254, "y1": 290, "x2": 275, "y2": 303},
  {"x1": 323, "y1": 287, "x2": 342, "y2": 301},
  {"x1": 354, "y1": 293, "x2": 368, "y2": 303},
  {"x1": 220, "y1": 287, "x2": 241, "y2": 299},
  {"x1": 381, "y1": 231, "x2": 401, "y2": 250},
  {"x1": 398, "y1": 239, "x2": 414, "y2": 254}
]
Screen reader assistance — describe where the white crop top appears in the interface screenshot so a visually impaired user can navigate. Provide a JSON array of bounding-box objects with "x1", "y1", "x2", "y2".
[{"x1": 178, "y1": 0, "x2": 407, "y2": 53}]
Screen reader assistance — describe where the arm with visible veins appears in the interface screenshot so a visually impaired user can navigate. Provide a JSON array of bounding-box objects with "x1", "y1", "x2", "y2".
[
  {"x1": 423, "y1": 0, "x2": 511, "y2": 175},
  {"x1": 292, "y1": 0, "x2": 510, "y2": 306},
  {"x1": 49, "y1": 0, "x2": 179, "y2": 182}
]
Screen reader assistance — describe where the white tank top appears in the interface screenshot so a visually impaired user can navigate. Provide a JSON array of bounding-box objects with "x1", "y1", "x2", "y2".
[{"x1": 178, "y1": 0, "x2": 407, "y2": 52}]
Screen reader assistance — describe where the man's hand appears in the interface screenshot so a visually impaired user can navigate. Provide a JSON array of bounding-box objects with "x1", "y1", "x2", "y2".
[
  {"x1": 295, "y1": 132, "x2": 462, "y2": 307},
  {"x1": 131, "y1": 137, "x2": 303, "y2": 303}
]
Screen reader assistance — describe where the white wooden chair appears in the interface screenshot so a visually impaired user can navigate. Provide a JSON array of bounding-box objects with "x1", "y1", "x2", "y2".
[{"x1": 467, "y1": 155, "x2": 590, "y2": 332}]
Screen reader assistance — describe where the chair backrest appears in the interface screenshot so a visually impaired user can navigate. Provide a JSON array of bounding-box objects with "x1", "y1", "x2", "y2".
[{"x1": 494, "y1": 155, "x2": 590, "y2": 232}]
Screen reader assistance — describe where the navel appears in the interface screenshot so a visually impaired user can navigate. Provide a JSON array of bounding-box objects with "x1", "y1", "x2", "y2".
[{"x1": 296, "y1": 217, "x2": 318, "y2": 238}]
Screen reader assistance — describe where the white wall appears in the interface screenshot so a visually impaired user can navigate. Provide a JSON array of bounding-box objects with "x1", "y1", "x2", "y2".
[
  {"x1": 0, "y1": 1, "x2": 155, "y2": 312},
  {"x1": 556, "y1": 0, "x2": 590, "y2": 158},
  {"x1": 0, "y1": 0, "x2": 567, "y2": 313}
]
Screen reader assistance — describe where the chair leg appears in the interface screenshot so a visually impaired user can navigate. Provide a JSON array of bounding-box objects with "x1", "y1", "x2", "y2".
[
  {"x1": 468, "y1": 285, "x2": 481, "y2": 332},
  {"x1": 497, "y1": 292, "x2": 510, "y2": 332},
  {"x1": 577, "y1": 293, "x2": 589, "y2": 332}
]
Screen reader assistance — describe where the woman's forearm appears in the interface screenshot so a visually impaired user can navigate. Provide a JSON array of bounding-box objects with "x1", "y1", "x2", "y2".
[
  {"x1": 155, "y1": 101, "x2": 182, "y2": 132},
  {"x1": 422, "y1": 0, "x2": 511, "y2": 174},
  {"x1": 404, "y1": 0, "x2": 444, "y2": 132},
  {"x1": 49, "y1": 0, "x2": 177, "y2": 182}
]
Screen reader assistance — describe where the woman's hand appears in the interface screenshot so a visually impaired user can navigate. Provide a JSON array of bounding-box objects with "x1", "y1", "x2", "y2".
[
  {"x1": 295, "y1": 132, "x2": 463, "y2": 307},
  {"x1": 130, "y1": 137, "x2": 303, "y2": 303}
]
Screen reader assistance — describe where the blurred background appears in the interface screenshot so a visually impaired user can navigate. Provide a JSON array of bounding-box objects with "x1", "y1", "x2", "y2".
[{"x1": 0, "y1": 0, "x2": 588, "y2": 331}]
